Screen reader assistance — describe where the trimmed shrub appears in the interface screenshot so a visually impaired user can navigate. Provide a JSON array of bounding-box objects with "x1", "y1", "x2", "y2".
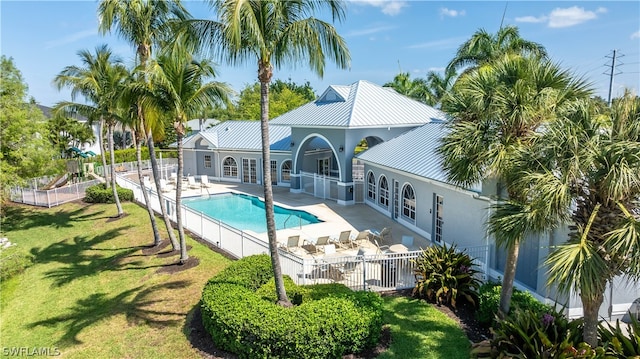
[
  {"x1": 412, "y1": 243, "x2": 481, "y2": 308},
  {"x1": 477, "y1": 282, "x2": 554, "y2": 326},
  {"x1": 0, "y1": 247, "x2": 33, "y2": 281},
  {"x1": 201, "y1": 254, "x2": 383, "y2": 358},
  {"x1": 84, "y1": 184, "x2": 133, "y2": 203}
]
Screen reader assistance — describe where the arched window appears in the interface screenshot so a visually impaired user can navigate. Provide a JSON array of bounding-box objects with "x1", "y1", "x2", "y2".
[
  {"x1": 402, "y1": 184, "x2": 416, "y2": 222},
  {"x1": 281, "y1": 160, "x2": 292, "y2": 182},
  {"x1": 222, "y1": 157, "x2": 238, "y2": 178},
  {"x1": 367, "y1": 171, "x2": 376, "y2": 201},
  {"x1": 378, "y1": 175, "x2": 389, "y2": 208}
]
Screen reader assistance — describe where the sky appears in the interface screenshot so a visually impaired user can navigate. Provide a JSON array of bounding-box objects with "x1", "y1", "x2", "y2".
[{"x1": 1, "y1": 1, "x2": 639, "y2": 107}]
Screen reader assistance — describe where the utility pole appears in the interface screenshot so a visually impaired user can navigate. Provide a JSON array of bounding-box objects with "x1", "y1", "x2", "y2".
[{"x1": 605, "y1": 49, "x2": 624, "y2": 106}]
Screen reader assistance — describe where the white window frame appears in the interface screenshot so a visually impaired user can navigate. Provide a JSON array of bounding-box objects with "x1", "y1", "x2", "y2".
[
  {"x1": 222, "y1": 156, "x2": 238, "y2": 178},
  {"x1": 402, "y1": 183, "x2": 416, "y2": 223},
  {"x1": 378, "y1": 175, "x2": 389, "y2": 208}
]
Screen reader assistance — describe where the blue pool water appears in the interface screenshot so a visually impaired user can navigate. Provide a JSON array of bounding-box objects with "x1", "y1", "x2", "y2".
[{"x1": 183, "y1": 193, "x2": 322, "y2": 233}]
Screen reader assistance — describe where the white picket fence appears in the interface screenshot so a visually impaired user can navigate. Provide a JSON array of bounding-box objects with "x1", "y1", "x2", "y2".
[{"x1": 117, "y1": 173, "x2": 489, "y2": 292}]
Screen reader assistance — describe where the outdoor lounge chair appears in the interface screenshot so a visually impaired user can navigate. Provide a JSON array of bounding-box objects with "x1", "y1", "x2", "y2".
[
  {"x1": 351, "y1": 230, "x2": 371, "y2": 244},
  {"x1": 200, "y1": 175, "x2": 214, "y2": 188},
  {"x1": 284, "y1": 235, "x2": 303, "y2": 253},
  {"x1": 142, "y1": 176, "x2": 152, "y2": 189},
  {"x1": 187, "y1": 175, "x2": 200, "y2": 189},
  {"x1": 334, "y1": 230, "x2": 357, "y2": 250},
  {"x1": 370, "y1": 227, "x2": 392, "y2": 244},
  {"x1": 169, "y1": 172, "x2": 178, "y2": 183},
  {"x1": 159, "y1": 179, "x2": 173, "y2": 193}
]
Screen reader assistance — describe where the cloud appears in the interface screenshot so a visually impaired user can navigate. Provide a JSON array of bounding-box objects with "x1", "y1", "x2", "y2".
[
  {"x1": 632, "y1": 31, "x2": 640, "y2": 40},
  {"x1": 345, "y1": 25, "x2": 396, "y2": 37},
  {"x1": 515, "y1": 6, "x2": 606, "y2": 28},
  {"x1": 407, "y1": 36, "x2": 466, "y2": 50},
  {"x1": 353, "y1": 0, "x2": 407, "y2": 16},
  {"x1": 440, "y1": 8, "x2": 465, "y2": 18},
  {"x1": 427, "y1": 67, "x2": 446, "y2": 72},
  {"x1": 45, "y1": 28, "x2": 97, "y2": 49},
  {"x1": 515, "y1": 15, "x2": 547, "y2": 24}
]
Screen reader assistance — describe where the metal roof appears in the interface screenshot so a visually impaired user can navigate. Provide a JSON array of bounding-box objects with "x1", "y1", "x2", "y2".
[
  {"x1": 356, "y1": 122, "x2": 450, "y2": 184},
  {"x1": 270, "y1": 80, "x2": 447, "y2": 128},
  {"x1": 183, "y1": 121, "x2": 291, "y2": 151}
]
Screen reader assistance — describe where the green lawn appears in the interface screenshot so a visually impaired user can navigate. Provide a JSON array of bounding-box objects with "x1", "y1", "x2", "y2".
[{"x1": 1, "y1": 200, "x2": 470, "y2": 358}]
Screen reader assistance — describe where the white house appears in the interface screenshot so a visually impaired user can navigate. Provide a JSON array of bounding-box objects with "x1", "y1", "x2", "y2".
[{"x1": 180, "y1": 80, "x2": 639, "y2": 321}]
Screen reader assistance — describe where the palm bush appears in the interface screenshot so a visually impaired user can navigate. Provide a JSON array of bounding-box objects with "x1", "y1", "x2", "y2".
[
  {"x1": 412, "y1": 243, "x2": 481, "y2": 308},
  {"x1": 477, "y1": 282, "x2": 554, "y2": 326}
]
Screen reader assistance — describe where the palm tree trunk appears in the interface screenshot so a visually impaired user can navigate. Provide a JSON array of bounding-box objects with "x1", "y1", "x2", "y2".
[
  {"x1": 581, "y1": 291, "x2": 604, "y2": 347},
  {"x1": 499, "y1": 240, "x2": 520, "y2": 318},
  {"x1": 259, "y1": 74, "x2": 291, "y2": 307},
  {"x1": 146, "y1": 129, "x2": 179, "y2": 251},
  {"x1": 133, "y1": 128, "x2": 162, "y2": 246},
  {"x1": 175, "y1": 123, "x2": 188, "y2": 264},
  {"x1": 108, "y1": 123, "x2": 124, "y2": 217},
  {"x1": 99, "y1": 118, "x2": 110, "y2": 189}
]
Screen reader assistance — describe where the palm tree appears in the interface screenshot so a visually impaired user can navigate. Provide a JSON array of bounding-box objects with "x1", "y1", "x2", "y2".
[
  {"x1": 383, "y1": 72, "x2": 429, "y2": 102},
  {"x1": 424, "y1": 67, "x2": 457, "y2": 108},
  {"x1": 98, "y1": 0, "x2": 190, "y2": 251},
  {"x1": 53, "y1": 45, "x2": 128, "y2": 218},
  {"x1": 520, "y1": 93, "x2": 640, "y2": 346},
  {"x1": 446, "y1": 25, "x2": 547, "y2": 75},
  {"x1": 119, "y1": 71, "x2": 165, "y2": 247},
  {"x1": 144, "y1": 49, "x2": 231, "y2": 264},
  {"x1": 439, "y1": 54, "x2": 591, "y2": 318},
  {"x1": 187, "y1": 0, "x2": 350, "y2": 306}
]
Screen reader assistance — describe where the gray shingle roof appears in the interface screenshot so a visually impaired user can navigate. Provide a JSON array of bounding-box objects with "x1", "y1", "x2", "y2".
[
  {"x1": 183, "y1": 121, "x2": 291, "y2": 151},
  {"x1": 356, "y1": 122, "x2": 450, "y2": 184},
  {"x1": 270, "y1": 80, "x2": 447, "y2": 128}
]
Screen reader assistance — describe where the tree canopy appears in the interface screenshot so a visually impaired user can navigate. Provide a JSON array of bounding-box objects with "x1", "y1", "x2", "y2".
[{"x1": 0, "y1": 56, "x2": 60, "y2": 196}]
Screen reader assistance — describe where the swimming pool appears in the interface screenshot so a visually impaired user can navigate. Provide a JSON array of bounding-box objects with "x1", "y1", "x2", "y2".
[{"x1": 183, "y1": 193, "x2": 322, "y2": 233}]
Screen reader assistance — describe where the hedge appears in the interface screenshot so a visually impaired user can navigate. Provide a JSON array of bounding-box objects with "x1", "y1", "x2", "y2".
[
  {"x1": 84, "y1": 184, "x2": 134, "y2": 203},
  {"x1": 201, "y1": 254, "x2": 383, "y2": 358}
]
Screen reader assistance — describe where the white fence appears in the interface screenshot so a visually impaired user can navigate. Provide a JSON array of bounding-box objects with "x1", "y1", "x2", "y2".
[
  {"x1": 117, "y1": 173, "x2": 489, "y2": 292},
  {"x1": 10, "y1": 180, "x2": 101, "y2": 208}
]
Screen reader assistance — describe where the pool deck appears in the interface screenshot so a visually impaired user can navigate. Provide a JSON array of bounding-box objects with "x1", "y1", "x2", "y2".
[{"x1": 133, "y1": 173, "x2": 430, "y2": 256}]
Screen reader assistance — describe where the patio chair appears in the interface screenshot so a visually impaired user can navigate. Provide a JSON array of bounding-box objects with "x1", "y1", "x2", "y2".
[
  {"x1": 370, "y1": 227, "x2": 392, "y2": 244},
  {"x1": 284, "y1": 235, "x2": 303, "y2": 253},
  {"x1": 187, "y1": 175, "x2": 200, "y2": 189},
  {"x1": 334, "y1": 230, "x2": 357, "y2": 250},
  {"x1": 159, "y1": 179, "x2": 173, "y2": 193},
  {"x1": 142, "y1": 176, "x2": 152, "y2": 189},
  {"x1": 169, "y1": 172, "x2": 178, "y2": 183},
  {"x1": 373, "y1": 239, "x2": 390, "y2": 254},
  {"x1": 351, "y1": 230, "x2": 371, "y2": 244},
  {"x1": 200, "y1": 175, "x2": 214, "y2": 188}
]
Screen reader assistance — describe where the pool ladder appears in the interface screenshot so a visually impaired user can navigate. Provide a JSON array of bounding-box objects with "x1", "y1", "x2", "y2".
[{"x1": 284, "y1": 214, "x2": 302, "y2": 229}]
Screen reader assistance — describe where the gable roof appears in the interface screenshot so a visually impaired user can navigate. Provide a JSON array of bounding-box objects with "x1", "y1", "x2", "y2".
[
  {"x1": 183, "y1": 121, "x2": 291, "y2": 151},
  {"x1": 356, "y1": 122, "x2": 451, "y2": 184},
  {"x1": 270, "y1": 80, "x2": 447, "y2": 128}
]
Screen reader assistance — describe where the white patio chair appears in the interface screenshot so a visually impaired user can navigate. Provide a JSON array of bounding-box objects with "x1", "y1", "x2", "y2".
[{"x1": 187, "y1": 175, "x2": 200, "y2": 189}]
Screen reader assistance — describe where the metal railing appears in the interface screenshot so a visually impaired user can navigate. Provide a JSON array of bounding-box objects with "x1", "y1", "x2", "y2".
[{"x1": 116, "y1": 172, "x2": 490, "y2": 292}]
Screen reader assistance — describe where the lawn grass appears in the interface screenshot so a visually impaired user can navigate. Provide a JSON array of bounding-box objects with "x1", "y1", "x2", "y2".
[
  {"x1": 1, "y1": 200, "x2": 471, "y2": 358},
  {"x1": 1, "y1": 201, "x2": 231, "y2": 358},
  {"x1": 379, "y1": 296, "x2": 471, "y2": 358}
]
